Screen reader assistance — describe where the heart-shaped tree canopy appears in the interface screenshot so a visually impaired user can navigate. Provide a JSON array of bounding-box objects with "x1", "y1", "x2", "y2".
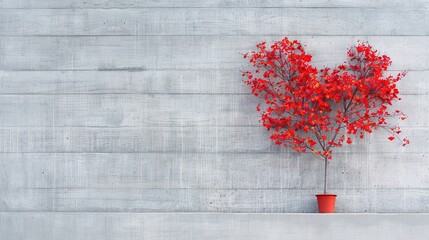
[{"x1": 243, "y1": 37, "x2": 409, "y2": 161}]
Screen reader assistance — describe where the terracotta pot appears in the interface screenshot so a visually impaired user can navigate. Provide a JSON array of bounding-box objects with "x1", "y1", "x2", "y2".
[{"x1": 315, "y1": 194, "x2": 337, "y2": 213}]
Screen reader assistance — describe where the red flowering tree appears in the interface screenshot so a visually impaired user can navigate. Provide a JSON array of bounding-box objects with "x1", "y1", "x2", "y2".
[{"x1": 243, "y1": 37, "x2": 409, "y2": 194}]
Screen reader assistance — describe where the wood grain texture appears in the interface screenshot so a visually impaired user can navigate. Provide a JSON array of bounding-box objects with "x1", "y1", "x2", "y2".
[
  {"x1": 0, "y1": 213, "x2": 428, "y2": 240},
  {"x1": 0, "y1": 70, "x2": 426, "y2": 95},
  {"x1": 0, "y1": 94, "x2": 424, "y2": 127},
  {"x1": 0, "y1": 188, "x2": 428, "y2": 212},
  {"x1": 1, "y1": 0, "x2": 428, "y2": 8},
  {"x1": 1, "y1": 213, "x2": 428, "y2": 240},
  {"x1": 0, "y1": 36, "x2": 427, "y2": 71},
  {"x1": 0, "y1": 126, "x2": 424, "y2": 153},
  {"x1": 0, "y1": 153, "x2": 427, "y2": 189},
  {"x1": 1, "y1": 8, "x2": 427, "y2": 36},
  {"x1": 0, "y1": 0, "x2": 427, "y2": 215}
]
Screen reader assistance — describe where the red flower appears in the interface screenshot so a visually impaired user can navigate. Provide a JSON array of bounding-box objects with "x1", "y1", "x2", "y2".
[
  {"x1": 243, "y1": 37, "x2": 408, "y2": 160},
  {"x1": 346, "y1": 138, "x2": 352, "y2": 144}
]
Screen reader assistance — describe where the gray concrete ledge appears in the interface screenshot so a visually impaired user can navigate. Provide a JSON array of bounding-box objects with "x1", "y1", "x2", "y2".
[{"x1": 0, "y1": 212, "x2": 427, "y2": 240}]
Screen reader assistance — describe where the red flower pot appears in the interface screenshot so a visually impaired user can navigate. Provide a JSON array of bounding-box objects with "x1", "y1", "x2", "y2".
[{"x1": 315, "y1": 194, "x2": 337, "y2": 213}]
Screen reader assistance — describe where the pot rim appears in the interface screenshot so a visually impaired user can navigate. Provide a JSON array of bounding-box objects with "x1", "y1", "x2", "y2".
[{"x1": 315, "y1": 194, "x2": 337, "y2": 197}]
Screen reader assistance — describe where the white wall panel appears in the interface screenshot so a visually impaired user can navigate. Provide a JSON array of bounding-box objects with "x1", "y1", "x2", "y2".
[{"x1": 0, "y1": 0, "x2": 427, "y2": 216}]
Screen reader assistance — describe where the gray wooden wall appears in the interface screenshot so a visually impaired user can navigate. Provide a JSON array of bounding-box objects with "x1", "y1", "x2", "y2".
[{"x1": 0, "y1": 0, "x2": 428, "y2": 213}]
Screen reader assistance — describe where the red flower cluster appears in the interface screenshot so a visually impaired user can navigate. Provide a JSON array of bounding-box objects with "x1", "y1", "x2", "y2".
[{"x1": 243, "y1": 37, "x2": 409, "y2": 160}]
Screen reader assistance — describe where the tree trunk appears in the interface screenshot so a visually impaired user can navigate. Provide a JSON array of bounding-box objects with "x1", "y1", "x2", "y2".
[{"x1": 323, "y1": 156, "x2": 328, "y2": 194}]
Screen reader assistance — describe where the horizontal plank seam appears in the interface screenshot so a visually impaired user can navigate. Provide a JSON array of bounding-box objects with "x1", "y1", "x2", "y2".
[
  {"x1": 0, "y1": 124, "x2": 424, "y2": 128},
  {"x1": 0, "y1": 151, "x2": 419, "y2": 154},
  {"x1": 1, "y1": 68, "x2": 423, "y2": 71},
  {"x1": 0, "y1": 125, "x2": 422, "y2": 128},
  {"x1": 0, "y1": 35, "x2": 428, "y2": 37},
  {"x1": 1, "y1": 34, "x2": 429, "y2": 36},
  {"x1": 0, "y1": 125, "x2": 420, "y2": 129},
  {"x1": 1, "y1": 70, "x2": 426, "y2": 72},
  {"x1": 0, "y1": 212, "x2": 426, "y2": 215},
  {"x1": 0, "y1": 152, "x2": 422, "y2": 155},
  {"x1": 0, "y1": 7, "x2": 428, "y2": 10},
  {"x1": 3, "y1": 187, "x2": 429, "y2": 190},
  {"x1": 0, "y1": 93, "x2": 423, "y2": 96}
]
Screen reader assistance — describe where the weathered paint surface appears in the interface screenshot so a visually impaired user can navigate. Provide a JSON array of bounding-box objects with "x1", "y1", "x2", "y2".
[
  {"x1": 0, "y1": 0, "x2": 427, "y2": 218},
  {"x1": 0, "y1": 213, "x2": 428, "y2": 240}
]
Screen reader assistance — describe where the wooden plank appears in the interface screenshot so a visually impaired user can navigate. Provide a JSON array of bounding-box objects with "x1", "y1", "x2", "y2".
[
  {"x1": 0, "y1": 152, "x2": 427, "y2": 189},
  {"x1": 0, "y1": 213, "x2": 428, "y2": 240},
  {"x1": 1, "y1": 36, "x2": 426, "y2": 71},
  {"x1": 0, "y1": 188, "x2": 428, "y2": 212},
  {"x1": 0, "y1": 126, "x2": 423, "y2": 153},
  {"x1": 0, "y1": 94, "x2": 260, "y2": 127},
  {"x1": 0, "y1": 70, "x2": 426, "y2": 95},
  {"x1": 0, "y1": 69, "x2": 244, "y2": 94},
  {"x1": 0, "y1": 0, "x2": 427, "y2": 9},
  {"x1": 1, "y1": 213, "x2": 428, "y2": 240},
  {"x1": 1, "y1": 8, "x2": 427, "y2": 36},
  {"x1": 0, "y1": 94, "x2": 423, "y2": 127}
]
